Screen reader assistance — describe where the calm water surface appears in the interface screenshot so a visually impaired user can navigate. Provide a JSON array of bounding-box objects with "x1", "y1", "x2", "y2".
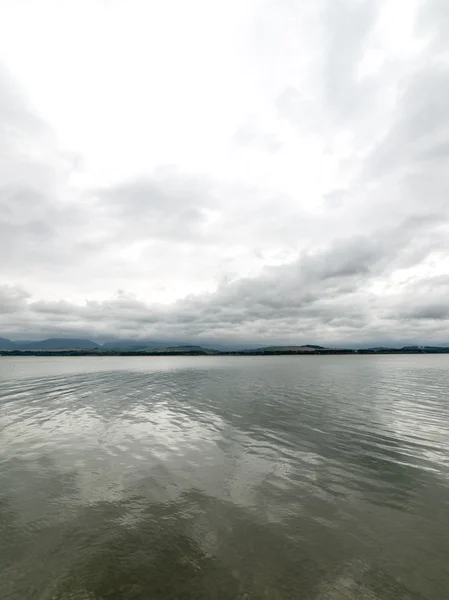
[{"x1": 1, "y1": 355, "x2": 449, "y2": 599}]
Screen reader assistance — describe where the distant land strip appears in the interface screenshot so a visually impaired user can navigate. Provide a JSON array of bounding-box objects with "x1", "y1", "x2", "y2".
[{"x1": 2, "y1": 345, "x2": 449, "y2": 356}]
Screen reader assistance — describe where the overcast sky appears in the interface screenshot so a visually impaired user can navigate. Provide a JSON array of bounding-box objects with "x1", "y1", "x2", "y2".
[{"x1": 1, "y1": 0, "x2": 449, "y2": 345}]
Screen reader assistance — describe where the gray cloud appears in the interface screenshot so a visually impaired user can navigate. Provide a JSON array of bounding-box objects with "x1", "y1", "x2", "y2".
[
  {"x1": 1, "y1": 211, "x2": 447, "y2": 345},
  {"x1": 95, "y1": 172, "x2": 217, "y2": 244},
  {"x1": 367, "y1": 66, "x2": 449, "y2": 179},
  {"x1": 322, "y1": 189, "x2": 346, "y2": 210},
  {"x1": 232, "y1": 123, "x2": 283, "y2": 153},
  {"x1": 418, "y1": 0, "x2": 449, "y2": 50},
  {"x1": 323, "y1": 0, "x2": 382, "y2": 120},
  {"x1": 2, "y1": 2, "x2": 449, "y2": 346},
  {"x1": 0, "y1": 64, "x2": 93, "y2": 282},
  {"x1": 0, "y1": 285, "x2": 30, "y2": 313}
]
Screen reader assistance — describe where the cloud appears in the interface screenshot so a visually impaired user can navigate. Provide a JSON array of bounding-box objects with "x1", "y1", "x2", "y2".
[
  {"x1": 1, "y1": 210, "x2": 448, "y2": 345},
  {"x1": 366, "y1": 66, "x2": 449, "y2": 180},
  {"x1": 232, "y1": 122, "x2": 283, "y2": 153},
  {"x1": 0, "y1": 63, "x2": 93, "y2": 282},
  {"x1": 322, "y1": 189, "x2": 346, "y2": 210},
  {"x1": 1, "y1": 1, "x2": 449, "y2": 345},
  {"x1": 323, "y1": 0, "x2": 382, "y2": 121},
  {"x1": 0, "y1": 285, "x2": 31, "y2": 313},
  {"x1": 95, "y1": 171, "x2": 217, "y2": 244}
]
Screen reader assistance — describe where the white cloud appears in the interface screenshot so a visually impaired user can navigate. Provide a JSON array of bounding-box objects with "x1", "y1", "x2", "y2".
[{"x1": 0, "y1": 0, "x2": 449, "y2": 345}]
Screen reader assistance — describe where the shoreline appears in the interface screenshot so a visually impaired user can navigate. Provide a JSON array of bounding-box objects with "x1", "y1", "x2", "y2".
[{"x1": 2, "y1": 350, "x2": 449, "y2": 357}]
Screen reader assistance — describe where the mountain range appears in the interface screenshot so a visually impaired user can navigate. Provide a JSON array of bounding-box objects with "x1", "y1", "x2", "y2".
[
  {"x1": 0, "y1": 337, "x2": 223, "y2": 352},
  {"x1": 1, "y1": 337, "x2": 449, "y2": 354},
  {"x1": 0, "y1": 337, "x2": 100, "y2": 350}
]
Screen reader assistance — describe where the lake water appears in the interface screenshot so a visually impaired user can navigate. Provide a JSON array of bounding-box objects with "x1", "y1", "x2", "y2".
[{"x1": 1, "y1": 355, "x2": 449, "y2": 599}]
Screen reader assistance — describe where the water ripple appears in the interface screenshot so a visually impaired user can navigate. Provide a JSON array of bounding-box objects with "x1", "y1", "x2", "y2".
[{"x1": 1, "y1": 355, "x2": 449, "y2": 599}]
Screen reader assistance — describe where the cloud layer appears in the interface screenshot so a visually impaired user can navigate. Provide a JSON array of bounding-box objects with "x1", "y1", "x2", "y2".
[{"x1": 1, "y1": 0, "x2": 449, "y2": 345}]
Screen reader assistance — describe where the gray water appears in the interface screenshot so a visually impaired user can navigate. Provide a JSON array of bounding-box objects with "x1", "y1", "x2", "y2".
[{"x1": 1, "y1": 356, "x2": 449, "y2": 599}]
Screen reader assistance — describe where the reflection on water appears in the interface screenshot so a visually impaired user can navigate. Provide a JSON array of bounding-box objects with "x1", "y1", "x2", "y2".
[{"x1": 1, "y1": 355, "x2": 449, "y2": 599}]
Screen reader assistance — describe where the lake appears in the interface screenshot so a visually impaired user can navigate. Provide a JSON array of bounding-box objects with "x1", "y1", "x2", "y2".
[{"x1": 1, "y1": 355, "x2": 449, "y2": 599}]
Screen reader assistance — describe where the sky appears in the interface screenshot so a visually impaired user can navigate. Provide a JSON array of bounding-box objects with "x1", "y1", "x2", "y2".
[{"x1": 1, "y1": 0, "x2": 449, "y2": 346}]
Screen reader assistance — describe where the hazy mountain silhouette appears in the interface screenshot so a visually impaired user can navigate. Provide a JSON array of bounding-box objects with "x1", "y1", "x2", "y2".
[
  {"x1": 102, "y1": 339, "x2": 172, "y2": 350},
  {"x1": 14, "y1": 338, "x2": 100, "y2": 350},
  {"x1": 0, "y1": 337, "x2": 15, "y2": 350},
  {"x1": 1, "y1": 336, "x2": 449, "y2": 354}
]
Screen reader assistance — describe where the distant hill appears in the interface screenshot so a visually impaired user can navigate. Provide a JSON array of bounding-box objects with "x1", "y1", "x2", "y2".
[
  {"x1": 101, "y1": 339, "x2": 275, "y2": 352},
  {"x1": 102, "y1": 343, "x2": 217, "y2": 354},
  {"x1": 245, "y1": 345, "x2": 326, "y2": 354},
  {"x1": 0, "y1": 337, "x2": 15, "y2": 350},
  {"x1": 101, "y1": 339, "x2": 172, "y2": 350},
  {"x1": 401, "y1": 345, "x2": 449, "y2": 352},
  {"x1": 16, "y1": 338, "x2": 99, "y2": 350},
  {"x1": 151, "y1": 345, "x2": 218, "y2": 354},
  {"x1": 2, "y1": 337, "x2": 448, "y2": 355}
]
